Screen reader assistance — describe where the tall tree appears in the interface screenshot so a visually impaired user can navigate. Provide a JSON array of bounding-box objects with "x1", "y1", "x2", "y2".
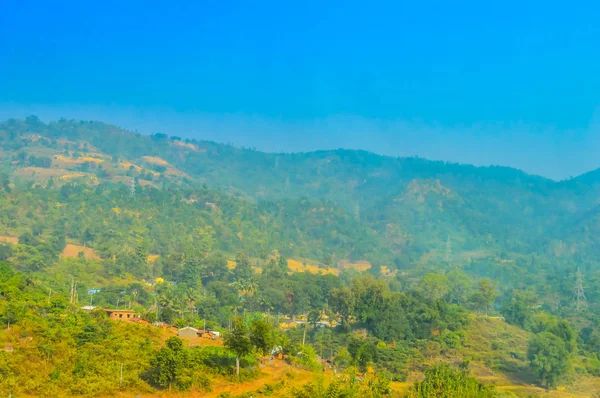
[
  {"x1": 527, "y1": 332, "x2": 570, "y2": 388},
  {"x1": 249, "y1": 318, "x2": 275, "y2": 356},
  {"x1": 224, "y1": 317, "x2": 253, "y2": 376},
  {"x1": 147, "y1": 337, "x2": 187, "y2": 391}
]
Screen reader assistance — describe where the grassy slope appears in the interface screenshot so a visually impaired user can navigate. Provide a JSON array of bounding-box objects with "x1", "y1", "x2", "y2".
[{"x1": 119, "y1": 316, "x2": 600, "y2": 397}]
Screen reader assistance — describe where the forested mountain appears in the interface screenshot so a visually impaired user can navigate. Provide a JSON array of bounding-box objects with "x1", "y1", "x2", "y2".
[
  {"x1": 2, "y1": 117, "x2": 599, "y2": 271},
  {"x1": 2, "y1": 116, "x2": 600, "y2": 396}
]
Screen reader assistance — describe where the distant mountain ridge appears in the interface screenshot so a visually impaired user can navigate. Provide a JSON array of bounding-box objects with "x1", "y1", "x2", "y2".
[{"x1": 1, "y1": 116, "x2": 600, "y2": 296}]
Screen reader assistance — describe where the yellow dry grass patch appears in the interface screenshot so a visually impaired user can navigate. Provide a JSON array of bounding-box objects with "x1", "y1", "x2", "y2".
[
  {"x1": 147, "y1": 255, "x2": 160, "y2": 263},
  {"x1": 14, "y1": 167, "x2": 68, "y2": 177},
  {"x1": 61, "y1": 244, "x2": 100, "y2": 260},
  {"x1": 287, "y1": 259, "x2": 339, "y2": 276},
  {"x1": 380, "y1": 265, "x2": 396, "y2": 277},
  {"x1": 142, "y1": 156, "x2": 169, "y2": 166},
  {"x1": 138, "y1": 179, "x2": 158, "y2": 188},
  {"x1": 119, "y1": 161, "x2": 142, "y2": 172},
  {"x1": 337, "y1": 260, "x2": 372, "y2": 272},
  {"x1": 172, "y1": 140, "x2": 203, "y2": 152},
  {"x1": 59, "y1": 172, "x2": 87, "y2": 181},
  {"x1": 0, "y1": 235, "x2": 18, "y2": 244},
  {"x1": 54, "y1": 155, "x2": 104, "y2": 164}
]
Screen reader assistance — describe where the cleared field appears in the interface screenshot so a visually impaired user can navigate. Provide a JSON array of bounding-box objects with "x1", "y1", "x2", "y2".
[
  {"x1": 53, "y1": 155, "x2": 105, "y2": 164},
  {"x1": 61, "y1": 244, "x2": 100, "y2": 260},
  {"x1": 337, "y1": 259, "x2": 372, "y2": 272},
  {"x1": 14, "y1": 167, "x2": 69, "y2": 178},
  {"x1": 119, "y1": 161, "x2": 142, "y2": 172},
  {"x1": 0, "y1": 235, "x2": 18, "y2": 244},
  {"x1": 288, "y1": 259, "x2": 339, "y2": 276},
  {"x1": 142, "y1": 156, "x2": 170, "y2": 166}
]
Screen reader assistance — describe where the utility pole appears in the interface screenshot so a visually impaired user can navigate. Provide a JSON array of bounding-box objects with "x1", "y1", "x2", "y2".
[
  {"x1": 302, "y1": 320, "x2": 308, "y2": 346},
  {"x1": 69, "y1": 277, "x2": 76, "y2": 304},
  {"x1": 119, "y1": 362, "x2": 124, "y2": 390},
  {"x1": 574, "y1": 266, "x2": 588, "y2": 313},
  {"x1": 48, "y1": 288, "x2": 52, "y2": 304},
  {"x1": 155, "y1": 296, "x2": 158, "y2": 321}
]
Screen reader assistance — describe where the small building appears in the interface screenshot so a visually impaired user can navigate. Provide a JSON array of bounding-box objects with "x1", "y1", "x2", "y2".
[
  {"x1": 104, "y1": 309, "x2": 139, "y2": 321},
  {"x1": 178, "y1": 326, "x2": 199, "y2": 338},
  {"x1": 196, "y1": 329, "x2": 210, "y2": 338},
  {"x1": 81, "y1": 305, "x2": 97, "y2": 311}
]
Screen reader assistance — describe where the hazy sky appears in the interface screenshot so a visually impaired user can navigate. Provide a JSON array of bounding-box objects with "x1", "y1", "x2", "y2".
[{"x1": 1, "y1": 0, "x2": 599, "y2": 179}]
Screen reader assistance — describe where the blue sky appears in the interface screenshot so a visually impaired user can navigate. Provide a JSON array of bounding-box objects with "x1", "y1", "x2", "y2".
[{"x1": 1, "y1": 0, "x2": 599, "y2": 179}]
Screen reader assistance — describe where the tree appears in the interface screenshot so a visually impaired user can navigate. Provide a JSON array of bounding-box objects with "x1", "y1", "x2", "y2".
[
  {"x1": 233, "y1": 253, "x2": 253, "y2": 281},
  {"x1": 249, "y1": 318, "x2": 275, "y2": 356},
  {"x1": 0, "y1": 243, "x2": 12, "y2": 261},
  {"x1": 550, "y1": 320, "x2": 577, "y2": 354},
  {"x1": 446, "y1": 270, "x2": 472, "y2": 305},
  {"x1": 502, "y1": 290, "x2": 535, "y2": 329},
  {"x1": 224, "y1": 317, "x2": 253, "y2": 376},
  {"x1": 527, "y1": 332, "x2": 570, "y2": 388},
  {"x1": 418, "y1": 273, "x2": 449, "y2": 302},
  {"x1": 407, "y1": 363, "x2": 497, "y2": 397},
  {"x1": 329, "y1": 287, "x2": 355, "y2": 329},
  {"x1": 471, "y1": 279, "x2": 497, "y2": 315},
  {"x1": 146, "y1": 337, "x2": 188, "y2": 391}
]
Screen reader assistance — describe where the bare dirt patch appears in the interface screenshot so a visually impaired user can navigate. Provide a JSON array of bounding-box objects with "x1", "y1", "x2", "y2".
[
  {"x1": 61, "y1": 244, "x2": 100, "y2": 260},
  {"x1": 0, "y1": 235, "x2": 18, "y2": 244}
]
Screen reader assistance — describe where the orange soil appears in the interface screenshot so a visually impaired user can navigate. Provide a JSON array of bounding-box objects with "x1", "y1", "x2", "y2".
[
  {"x1": 61, "y1": 243, "x2": 100, "y2": 260},
  {"x1": 0, "y1": 235, "x2": 18, "y2": 244}
]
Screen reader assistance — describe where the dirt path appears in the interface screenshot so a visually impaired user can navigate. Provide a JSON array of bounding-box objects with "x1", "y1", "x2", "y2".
[{"x1": 205, "y1": 360, "x2": 314, "y2": 397}]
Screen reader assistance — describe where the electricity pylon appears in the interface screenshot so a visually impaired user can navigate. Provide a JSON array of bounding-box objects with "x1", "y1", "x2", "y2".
[{"x1": 574, "y1": 266, "x2": 588, "y2": 313}]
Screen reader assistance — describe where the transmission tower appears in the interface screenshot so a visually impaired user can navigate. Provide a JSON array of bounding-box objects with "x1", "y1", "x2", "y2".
[
  {"x1": 129, "y1": 177, "x2": 136, "y2": 200},
  {"x1": 445, "y1": 235, "x2": 452, "y2": 264},
  {"x1": 574, "y1": 266, "x2": 588, "y2": 313}
]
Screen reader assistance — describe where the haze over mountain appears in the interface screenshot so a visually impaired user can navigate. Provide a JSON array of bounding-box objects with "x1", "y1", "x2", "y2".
[
  {"x1": 2, "y1": 116, "x2": 600, "y2": 277},
  {"x1": 3, "y1": 117, "x2": 600, "y2": 396},
  {"x1": 3, "y1": 1, "x2": 600, "y2": 179}
]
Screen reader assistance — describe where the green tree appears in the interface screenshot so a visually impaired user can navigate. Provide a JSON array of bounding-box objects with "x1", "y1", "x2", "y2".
[
  {"x1": 329, "y1": 287, "x2": 355, "y2": 329},
  {"x1": 224, "y1": 317, "x2": 253, "y2": 376},
  {"x1": 418, "y1": 273, "x2": 450, "y2": 302},
  {"x1": 527, "y1": 332, "x2": 570, "y2": 388},
  {"x1": 502, "y1": 290, "x2": 535, "y2": 329},
  {"x1": 147, "y1": 337, "x2": 188, "y2": 391},
  {"x1": 446, "y1": 270, "x2": 472, "y2": 305},
  {"x1": 249, "y1": 318, "x2": 275, "y2": 356},
  {"x1": 407, "y1": 363, "x2": 497, "y2": 397},
  {"x1": 471, "y1": 279, "x2": 497, "y2": 315}
]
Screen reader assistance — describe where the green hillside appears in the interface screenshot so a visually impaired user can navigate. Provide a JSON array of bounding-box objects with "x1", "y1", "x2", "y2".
[{"x1": 2, "y1": 117, "x2": 600, "y2": 396}]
